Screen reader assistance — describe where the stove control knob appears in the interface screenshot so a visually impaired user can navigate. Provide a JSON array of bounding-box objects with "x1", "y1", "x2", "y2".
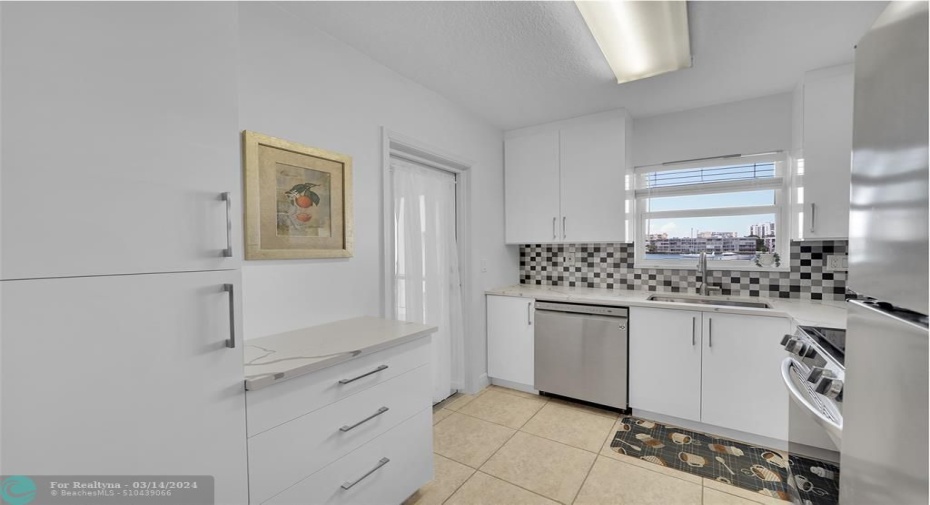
[
  {"x1": 802, "y1": 346, "x2": 820, "y2": 360},
  {"x1": 783, "y1": 338, "x2": 809, "y2": 357},
  {"x1": 805, "y1": 367, "x2": 833, "y2": 384},
  {"x1": 780, "y1": 334, "x2": 794, "y2": 346},
  {"x1": 815, "y1": 377, "x2": 844, "y2": 400}
]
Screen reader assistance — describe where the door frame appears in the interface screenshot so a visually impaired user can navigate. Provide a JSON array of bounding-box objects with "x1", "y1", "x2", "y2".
[{"x1": 381, "y1": 128, "x2": 473, "y2": 391}]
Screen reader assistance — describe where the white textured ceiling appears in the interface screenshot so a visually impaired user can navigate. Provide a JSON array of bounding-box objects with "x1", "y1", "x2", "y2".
[{"x1": 280, "y1": 1, "x2": 887, "y2": 130}]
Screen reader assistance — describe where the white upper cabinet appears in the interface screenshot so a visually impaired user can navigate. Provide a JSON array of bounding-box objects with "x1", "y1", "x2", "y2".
[
  {"x1": 504, "y1": 131, "x2": 561, "y2": 244},
  {"x1": 1, "y1": 3, "x2": 241, "y2": 279},
  {"x1": 801, "y1": 64, "x2": 855, "y2": 239},
  {"x1": 560, "y1": 114, "x2": 627, "y2": 243},
  {"x1": 505, "y1": 110, "x2": 628, "y2": 244}
]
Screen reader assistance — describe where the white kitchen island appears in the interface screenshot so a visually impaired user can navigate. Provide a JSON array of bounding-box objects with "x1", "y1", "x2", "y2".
[{"x1": 243, "y1": 317, "x2": 437, "y2": 505}]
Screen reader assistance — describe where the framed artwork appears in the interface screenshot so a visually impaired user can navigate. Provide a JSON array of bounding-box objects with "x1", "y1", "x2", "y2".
[{"x1": 242, "y1": 130, "x2": 353, "y2": 259}]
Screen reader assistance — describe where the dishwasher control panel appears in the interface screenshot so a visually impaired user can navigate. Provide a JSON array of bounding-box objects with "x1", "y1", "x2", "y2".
[{"x1": 534, "y1": 301, "x2": 629, "y2": 318}]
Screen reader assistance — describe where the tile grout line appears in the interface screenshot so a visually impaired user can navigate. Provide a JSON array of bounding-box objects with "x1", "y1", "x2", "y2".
[
  {"x1": 479, "y1": 470, "x2": 567, "y2": 505},
  {"x1": 568, "y1": 451, "x2": 599, "y2": 505},
  {"x1": 454, "y1": 390, "x2": 712, "y2": 484},
  {"x1": 447, "y1": 394, "x2": 549, "y2": 432},
  {"x1": 438, "y1": 388, "x2": 762, "y2": 504},
  {"x1": 452, "y1": 396, "x2": 558, "y2": 503},
  {"x1": 435, "y1": 461, "x2": 477, "y2": 505}
]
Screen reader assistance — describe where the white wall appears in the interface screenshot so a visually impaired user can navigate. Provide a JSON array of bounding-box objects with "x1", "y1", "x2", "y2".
[
  {"x1": 632, "y1": 93, "x2": 793, "y2": 167},
  {"x1": 238, "y1": 3, "x2": 516, "y2": 392}
]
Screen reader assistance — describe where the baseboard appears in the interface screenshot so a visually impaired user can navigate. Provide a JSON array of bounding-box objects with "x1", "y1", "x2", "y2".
[
  {"x1": 632, "y1": 409, "x2": 789, "y2": 452},
  {"x1": 466, "y1": 373, "x2": 491, "y2": 395},
  {"x1": 488, "y1": 377, "x2": 538, "y2": 395}
]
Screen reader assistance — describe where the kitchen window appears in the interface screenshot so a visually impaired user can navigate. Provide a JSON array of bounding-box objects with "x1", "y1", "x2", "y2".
[{"x1": 632, "y1": 153, "x2": 789, "y2": 270}]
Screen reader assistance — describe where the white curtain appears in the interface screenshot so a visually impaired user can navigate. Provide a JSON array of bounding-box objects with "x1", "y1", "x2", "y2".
[{"x1": 392, "y1": 158, "x2": 465, "y2": 403}]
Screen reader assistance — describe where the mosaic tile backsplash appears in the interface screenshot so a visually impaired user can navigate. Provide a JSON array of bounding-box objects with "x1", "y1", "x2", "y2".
[{"x1": 520, "y1": 241, "x2": 848, "y2": 301}]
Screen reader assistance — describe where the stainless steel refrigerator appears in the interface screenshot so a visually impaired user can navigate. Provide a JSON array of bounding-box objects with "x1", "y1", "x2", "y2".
[{"x1": 841, "y1": 2, "x2": 929, "y2": 504}]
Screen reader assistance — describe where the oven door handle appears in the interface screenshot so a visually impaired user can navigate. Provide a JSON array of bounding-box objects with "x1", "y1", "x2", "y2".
[{"x1": 781, "y1": 357, "x2": 843, "y2": 438}]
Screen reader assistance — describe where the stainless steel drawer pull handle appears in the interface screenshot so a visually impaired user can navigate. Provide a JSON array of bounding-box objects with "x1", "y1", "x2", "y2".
[
  {"x1": 338, "y1": 365, "x2": 389, "y2": 385},
  {"x1": 341, "y1": 457, "x2": 390, "y2": 490},
  {"x1": 562, "y1": 216, "x2": 567, "y2": 239},
  {"x1": 527, "y1": 302, "x2": 533, "y2": 326},
  {"x1": 221, "y1": 192, "x2": 233, "y2": 258},
  {"x1": 339, "y1": 406, "x2": 389, "y2": 432},
  {"x1": 708, "y1": 318, "x2": 713, "y2": 347},
  {"x1": 223, "y1": 283, "x2": 236, "y2": 348},
  {"x1": 552, "y1": 217, "x2": 557, "y2": 240}
]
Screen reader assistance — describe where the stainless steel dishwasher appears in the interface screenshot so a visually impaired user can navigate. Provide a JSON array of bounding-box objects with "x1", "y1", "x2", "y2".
[{"x1": 534, "y1": 301, "x2": 629, "y2": 410}]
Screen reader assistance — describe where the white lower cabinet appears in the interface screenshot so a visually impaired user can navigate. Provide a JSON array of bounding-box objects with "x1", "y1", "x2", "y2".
[
  {"x1": 246, "y1": 338, "x2": 432, "y2": 504},
  {"x1": 630, "y1": 307, "x2": 791, "y2": 441},
  {"x1": 700, "y1": 312, "x2": 791, "y2": 441},
  {"x1": 487, "y1": 294, "x2": 535, "y2": 387},
  {"x1": 629, "y1": 308, "x2": 702, "y2": 422},
  {"x1": 265, "y1": 408, "x2": 432, "y2": 505}
]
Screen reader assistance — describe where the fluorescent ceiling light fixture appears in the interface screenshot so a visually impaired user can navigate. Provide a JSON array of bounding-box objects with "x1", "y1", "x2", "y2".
[{"x1": 576, "y1": 0, "x2": 692, "y2": 84}]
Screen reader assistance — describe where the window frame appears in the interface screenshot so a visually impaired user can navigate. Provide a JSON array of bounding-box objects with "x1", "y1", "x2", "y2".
[{"x1": 631, "y1": 153, "x2": 791, "y2": 271}]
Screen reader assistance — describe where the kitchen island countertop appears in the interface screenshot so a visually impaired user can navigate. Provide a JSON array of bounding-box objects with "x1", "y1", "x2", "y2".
[
  {"x1": 243, "y1": 316, "x2": 437, "y2": 391},
  {"x1": 487, "y1": 284, "x2": 847, "y2": 329}
]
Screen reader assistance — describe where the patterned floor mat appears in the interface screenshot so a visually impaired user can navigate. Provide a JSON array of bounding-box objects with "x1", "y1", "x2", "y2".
[{"x1": 608, "y1": 416, "x2": 840, "y2": 504}]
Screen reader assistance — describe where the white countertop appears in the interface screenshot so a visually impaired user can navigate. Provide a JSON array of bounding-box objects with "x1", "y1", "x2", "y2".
[
  {"x1": 486, "y1": 285, "x2": 847, "y2": 329},
  {"x1": 243, "y1": 316, "x2": 437, "y2": 391}
]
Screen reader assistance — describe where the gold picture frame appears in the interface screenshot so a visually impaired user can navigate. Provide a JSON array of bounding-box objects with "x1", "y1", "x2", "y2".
[{"x1": 242, "y1": 130, "x2": 354, "y2": 259}]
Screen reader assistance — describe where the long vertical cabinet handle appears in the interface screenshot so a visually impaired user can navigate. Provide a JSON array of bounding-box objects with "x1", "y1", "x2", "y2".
[
  {"x1": 691, "y1": 317, "x2": 696, "y2": 346},
  {"x1": 221, "y1": 192, "x2": 233, "y2": 257},
  {"x1": 809, "y1": 203, "x2": 816, "y2": 234},
  {"x1": 527, "y1": 302, "x2": 533, "y2": 326},
  {"x1": 562, "y1": 217, "x2": 567, "y2": 239},
  {"x1": 552, "y1": 217, "x2": 557, "y2": 240},
  {"x1": 224, "y1": 283, "x2": 236, "y2": 348},
  {"x1": 707, "y1": 318, "x2": 712, "y2": 348}
]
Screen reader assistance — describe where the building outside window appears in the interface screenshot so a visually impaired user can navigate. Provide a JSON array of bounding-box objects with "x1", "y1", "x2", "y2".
[{"x1": 633, "y1": 153, "x2": 789, "y2": 269}]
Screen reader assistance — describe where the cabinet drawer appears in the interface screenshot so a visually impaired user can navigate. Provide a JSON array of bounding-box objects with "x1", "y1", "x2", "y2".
[
  {"x1": 246, "y1": 337, "x2": 429, "y2": 436},
  {"x1": 263, "y1": 407, "x2": 432, "y2": 505},
  {"x1": 248, "y1": 364, "x2": 430, "y2": 505}
]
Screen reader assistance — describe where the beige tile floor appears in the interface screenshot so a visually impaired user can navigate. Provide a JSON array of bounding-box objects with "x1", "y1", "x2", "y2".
[{"x1": 405, "y1": 385, "x2": 788, "y2": 505}]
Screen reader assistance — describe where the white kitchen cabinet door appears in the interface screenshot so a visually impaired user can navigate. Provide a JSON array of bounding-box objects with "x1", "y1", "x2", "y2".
[
  {"x1": 1, "y1": 270, "x2": 248, "y2": 504},
  {"x1": 504, "y1": 130, "x2": 561, "y2": 244},
  {"x1": 1, "y1": 3, "x2": 240, "y2": 279},
  {"x1": 559, "y1": 113, "x2": 627, "y2": 243},
  {"x1": 803, "y1": 65, "x2": 854, "y2": 239},
  {"x1": 629, "y1": 307, "x2": 702, "y2": 422},
  {"x1": 700, "y1": 313, "x2": 791, "y2": 441},
  {"x1": 487, "y1": 295, "x2": 535, "y2": 387}
]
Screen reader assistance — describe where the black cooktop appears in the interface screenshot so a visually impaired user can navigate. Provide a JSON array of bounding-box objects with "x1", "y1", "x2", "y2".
[{"x1": 799, "y1": 325, "x2": 846, "y2": 365}]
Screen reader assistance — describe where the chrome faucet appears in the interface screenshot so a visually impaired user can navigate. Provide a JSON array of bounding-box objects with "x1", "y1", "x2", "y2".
[
  {"x1": 696, "y1": 251, "x2": 719, "y2": 296},
  {"x1": 697, "y1": 251, "x2": 708, "y2": 296}
]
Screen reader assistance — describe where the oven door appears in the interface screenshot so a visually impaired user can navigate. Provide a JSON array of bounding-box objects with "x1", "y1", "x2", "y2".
[
  {"x1": 781, "y1": 357, "x2": 842, "y2": 504},
  {"x1": 782, "y1": 357, "x2": 843, "y2": 453}
]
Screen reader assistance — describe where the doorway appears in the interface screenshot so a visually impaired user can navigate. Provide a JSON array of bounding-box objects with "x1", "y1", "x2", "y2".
[{"x1": 383, "y1": 131, "x2": 471, "y2": 404}]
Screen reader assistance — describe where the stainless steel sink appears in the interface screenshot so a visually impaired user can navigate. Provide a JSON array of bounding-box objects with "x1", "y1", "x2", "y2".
[{"x1": 647, "y1": 295, "x2": 773, "y2": 309}]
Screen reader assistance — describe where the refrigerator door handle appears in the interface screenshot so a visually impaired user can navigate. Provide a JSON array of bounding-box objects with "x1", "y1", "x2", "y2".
[
  {"x1": 224, "y1": 283, "x2": 236, "y2": 348},
  {"x1": 221, "y1": 192, "x2": 233, "y2": 258}
]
